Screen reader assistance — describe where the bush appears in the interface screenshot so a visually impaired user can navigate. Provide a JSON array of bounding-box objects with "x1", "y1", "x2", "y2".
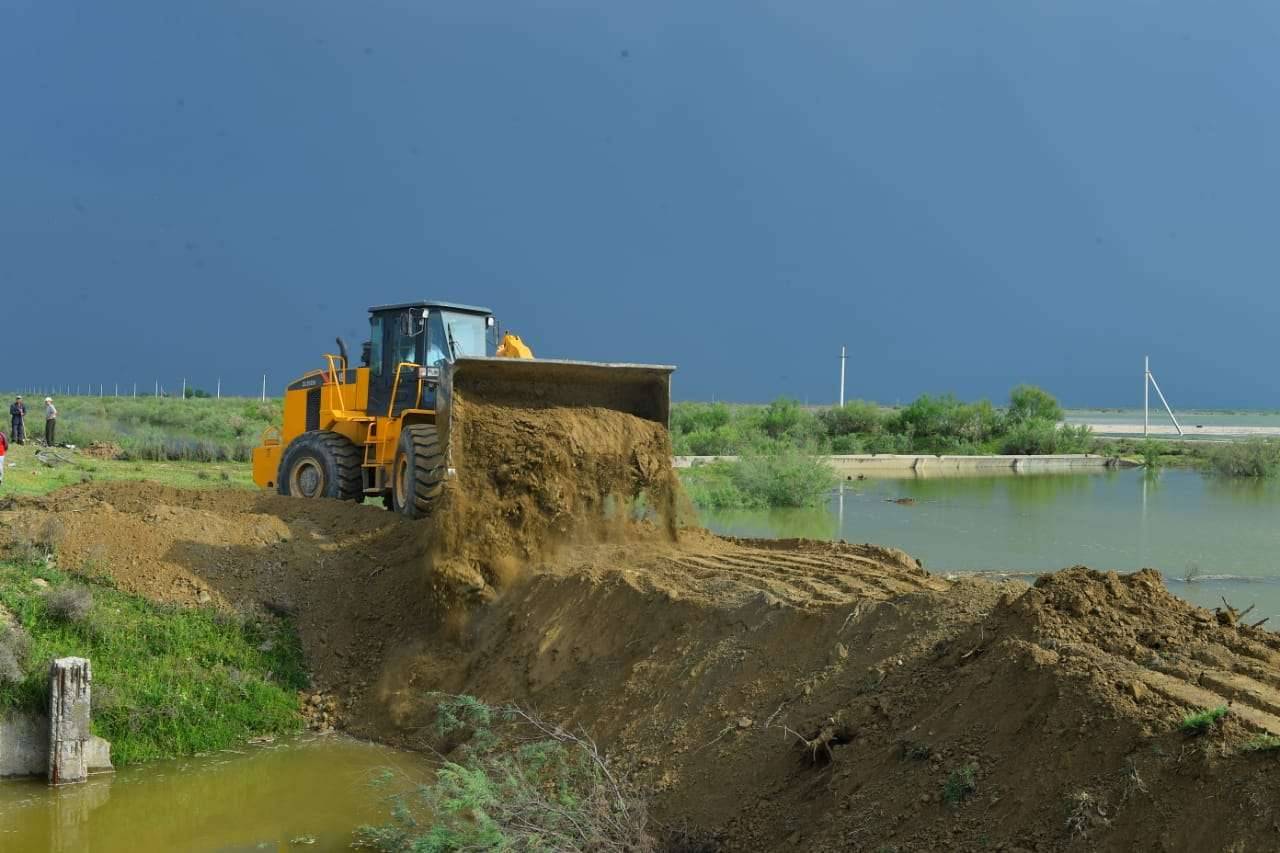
[
  {"x1": 1007, "y1": 384, "x2": 1064, "y2": 425},
  {"x1": 817, "y1": 400, "x2": 883, "y2": 437},
  {"x1": 355, "y1": 695, "x2": 655, "y2": 853},
  {"x1": 1208, "y1": 438, "x2": 1280, "y2": 478},
  {"x1": 679, "y1": 452, "x2": 835, "y2": 509},
  {"x1": 1001, "y1": 420, "x2": 1094, "y2": 455},
  {"x1": 43, "y1": 585, "x2": 94, "y2": 623}
]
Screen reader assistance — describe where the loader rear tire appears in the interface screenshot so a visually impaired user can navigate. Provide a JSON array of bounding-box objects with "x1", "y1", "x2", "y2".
[
  {"x1": 277, "y1": 431, "x2": 363, "y2": 502},
  {"x1": 392, "y1": 424, "x2": 445, "y2": 518}
]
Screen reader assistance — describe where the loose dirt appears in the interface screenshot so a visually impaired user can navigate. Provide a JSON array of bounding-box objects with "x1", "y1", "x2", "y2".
[{"x1": 4, "y1": 397, "x2": 1280, "y2": 851}]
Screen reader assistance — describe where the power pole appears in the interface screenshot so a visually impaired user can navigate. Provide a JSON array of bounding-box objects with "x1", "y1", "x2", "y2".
[
  {"x1": 216, "y1": 377, "x2": 221, "y2": 399},
  {"x1": 1143, "y1": 355, "x2": 1149, "y2": 437},
  {"x1": 181, "y1": 378, "x2": 186, "y2": 400},
  {"x1": 839, "y1": 346, "x2": 847, "y2": 408},
  {"x1": 261, "y1": 374, "x2": 267, "y2": 402}
]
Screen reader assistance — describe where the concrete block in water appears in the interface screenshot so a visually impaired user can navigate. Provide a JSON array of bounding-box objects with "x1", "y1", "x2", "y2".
[
  {"x1": 0, "y1": 711, "x2": 48, "y2": 778},
  {"x1": 48, "y1": 657, "x2": 92, "y2": 785}
]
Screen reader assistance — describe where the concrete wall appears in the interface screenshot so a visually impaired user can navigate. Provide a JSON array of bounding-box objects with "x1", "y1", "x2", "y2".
[
  {"x1": 0, "y1": 711, "x2": 112, "y2": 779},
  {"x1": 674, "y1": 453, "x2": 1137, "y2": 479}
]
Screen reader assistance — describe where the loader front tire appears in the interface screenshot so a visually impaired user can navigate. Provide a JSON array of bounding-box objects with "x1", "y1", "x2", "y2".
[
  {"x1": 392, "y1": 424, "x2": 445, "y2": 518},
  {"x1": 277, "y1": 431, "x2": 363, "y2": 502}
]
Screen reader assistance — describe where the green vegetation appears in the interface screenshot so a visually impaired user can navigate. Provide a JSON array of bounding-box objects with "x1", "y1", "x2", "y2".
[
  {"x1": 672, "y1": 386, "x2": 1093, "y2": 508},
  {"x1": 1207, "y1": 438, "x2": 1280, "y2": 478},
  {"x1": 1242, "y1": 734, "x2": 1280, "y2": 752},
  {"x1": 8, "y1": 394, "x2": 280, "y2": 462},
  {"x1": 355, "y1": 694, "x2": 654, "y2": 852},
  {"x1": 1180, "y1": 706, "x2": 1229, "y2": 735},
  {"x1": 679, "y1": 451, "x2": 836, "y2": 509},
  {"x1": 942, "y1": 763, "x2": 979, "y2": 805},
  {"x1": 0, "y1": 554, "x2": 306, "y2": 765},
  {"x1": 671, "y1": 385, "x2": 1092, "y2": 458},
  {"x1": 0, "y1": 442, "x2": 253, "y2": 498}
]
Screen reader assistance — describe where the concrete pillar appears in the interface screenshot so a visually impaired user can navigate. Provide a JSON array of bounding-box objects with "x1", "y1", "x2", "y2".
[{"x1": 47, "y1": 657, "x2": 92, "y2": 785}]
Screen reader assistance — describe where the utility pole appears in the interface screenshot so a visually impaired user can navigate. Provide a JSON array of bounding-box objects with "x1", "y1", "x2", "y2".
[
  {"x1": 181, "y1": 378, "x2": 186, "y2": 400},
  {"x1": 216, "y1": 377, "x2": 221, "y2": 399},
  {"x1": 133, "y1": 382, "x2": 137, "y2": 398},
  {"x1": 1144, "y1": 356, "x2": 1149, "y2": 437},
  {"x1": 839, "y1": 346, "x2": 847, "y2": 408},
  {"x1": 155, "y1": 379, "x2": 159, "y2": 398},
  {"x1": 261, "y1": 374, "x2": 267, "y2": 402}
]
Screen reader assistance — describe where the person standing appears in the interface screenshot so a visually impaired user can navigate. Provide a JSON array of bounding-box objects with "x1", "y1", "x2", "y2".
[
  {"x1": 0, "y1": 427, "x2": 7, "y2": 487},
  {"x1": 8, "y1": 395, "x2": 24, "y2": 444},
  {"x1": 44, "y1": 396, "x2": 57, "y2": 446}
]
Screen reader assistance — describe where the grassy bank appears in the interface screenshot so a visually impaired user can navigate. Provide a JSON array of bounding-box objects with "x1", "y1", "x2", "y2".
[
  {"x1": 1107, "y1": 436, "x2": 1280, "y2": 478},
  {"x1": 5, "y1": 395, "x2": 280, "y2": 462},
  {"x1": 0, "y1": 555, "x2": 305, "y2": 765},
  {"x1": 679, "y1": 452, "x2": 835, "y2": 509},
  {"x1": 671, "y1": 385, "x2": 1092, "y2": 457},
  {"x1": 0, "y1": 443, "x2": 253, "y2": 498}
]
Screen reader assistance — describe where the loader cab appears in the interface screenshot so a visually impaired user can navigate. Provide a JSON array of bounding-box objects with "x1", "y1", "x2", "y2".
[{"x1": 364, "y1": 301, "x2": 495, "y2": 415}]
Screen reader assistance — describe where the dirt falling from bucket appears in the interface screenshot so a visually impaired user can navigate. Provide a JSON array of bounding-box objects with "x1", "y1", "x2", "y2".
[{"x1": 419, "y1": 390, "x2": 683, "y2": 605}]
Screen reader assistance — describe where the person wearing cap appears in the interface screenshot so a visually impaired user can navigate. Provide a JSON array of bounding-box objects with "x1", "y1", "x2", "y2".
[
  {"x1": 8, "y1": 395, "x2": 24, "y2": 445},
  {"x1": 44, "y1": 396, "x2": 57, "y2": 446}
]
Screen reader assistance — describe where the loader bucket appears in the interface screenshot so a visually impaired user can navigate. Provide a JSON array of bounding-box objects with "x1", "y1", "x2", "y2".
[{"x1": 435, "y1": 356, "x2": 674, "y2": 471}]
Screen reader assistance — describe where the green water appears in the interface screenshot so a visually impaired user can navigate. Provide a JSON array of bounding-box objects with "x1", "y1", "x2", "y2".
[
  {"x1": 702, "y1": 468, "x2": 1280, "y2": 623},
  {"x1": 0, "y1": 735, "x2": 428, "y2": 852}
]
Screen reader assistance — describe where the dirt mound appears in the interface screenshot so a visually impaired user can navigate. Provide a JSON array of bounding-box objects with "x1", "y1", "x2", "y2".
[{"x1": 80, "y1": 441, "x2": 124, "y2": 460}]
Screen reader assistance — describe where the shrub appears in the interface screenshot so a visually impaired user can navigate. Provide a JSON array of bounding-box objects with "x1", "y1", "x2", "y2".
[
  {"x1": 355, "y1": 695, "x2": 655, "y2": 852},
  {"x1": 943, "y1": 763, "x2": 978, "y2": 804},
  {"x1": 817, "y1": 400, "x2": 883, "y2": 437},
  {"x1": 43, "y1": 585, "x2": 94, "y2": 623},
  {"x1": 1007, "y1": 384, "x2": 1064, "y2": 425},
  {"x1": 1208, "y1": 438, "x2": 1280, "y2": 478},
  {"x1": 678, "y1": 452, "x2": 835, "y2": 509}
]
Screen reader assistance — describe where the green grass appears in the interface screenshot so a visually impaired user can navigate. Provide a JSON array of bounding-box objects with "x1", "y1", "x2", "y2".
[
  {"x1": 1242, "y1": 734, "x2": 1280, "y2": 752},
  {"x1": 942, "y1": 763, "x2": 978, "y2": 805},
  {"x1": 0, "y1": 556, "x2": 305, "y2": 765},
  {"x1": 4, "y1": 394, "x2": 280, "y2": 462},
  {"x1": 1180, "y1": 706, "x2": 1229, "y2": 735},
  {"x1": 0, "y1": 442, "x2": 254, "y2": 498}
]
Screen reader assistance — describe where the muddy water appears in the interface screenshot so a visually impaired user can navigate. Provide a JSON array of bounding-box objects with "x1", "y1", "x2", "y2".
[
  {"x1": 0, "y1": 735, "x2": 429, "y2": 852},
  {"x1": 701, "y1": 468, "x2": 1280, "y2": 623}
]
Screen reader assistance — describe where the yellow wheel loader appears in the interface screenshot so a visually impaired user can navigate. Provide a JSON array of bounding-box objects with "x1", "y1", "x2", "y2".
[{"x1": 252, "y1": 301, "x2": 673, "y2": 518}]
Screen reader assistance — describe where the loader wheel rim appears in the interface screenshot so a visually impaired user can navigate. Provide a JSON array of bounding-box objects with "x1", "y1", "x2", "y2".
[
  {"x1": 290, "y1": 459, "x2": 324, "y2": 498},
  {"x1": 395, "y1": 456, "x2": 409, "y2": 509}
]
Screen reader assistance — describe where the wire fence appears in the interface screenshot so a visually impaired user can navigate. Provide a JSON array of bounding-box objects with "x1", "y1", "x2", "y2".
[{"x1": 7, "y1": 376, "x2": 273, "y2": 401}]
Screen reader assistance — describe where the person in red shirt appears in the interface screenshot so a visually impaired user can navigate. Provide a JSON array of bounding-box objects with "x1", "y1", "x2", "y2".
[{"x1": 0, "y1": 428, "x2": 8, "y2": 487}]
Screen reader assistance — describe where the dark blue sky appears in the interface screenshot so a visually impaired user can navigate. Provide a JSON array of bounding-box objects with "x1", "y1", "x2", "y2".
[{"x1": 3, "y1": 1, "x2": 1278, "y2": 407}]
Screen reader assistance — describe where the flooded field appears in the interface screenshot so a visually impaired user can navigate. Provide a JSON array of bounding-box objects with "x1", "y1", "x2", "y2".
[
  {"x1": 0, "y1": 735, "x2": 429, "y2": 852},
  {"x1": 702, "y1": 467, "x2": 1280, "y2": 622}
]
